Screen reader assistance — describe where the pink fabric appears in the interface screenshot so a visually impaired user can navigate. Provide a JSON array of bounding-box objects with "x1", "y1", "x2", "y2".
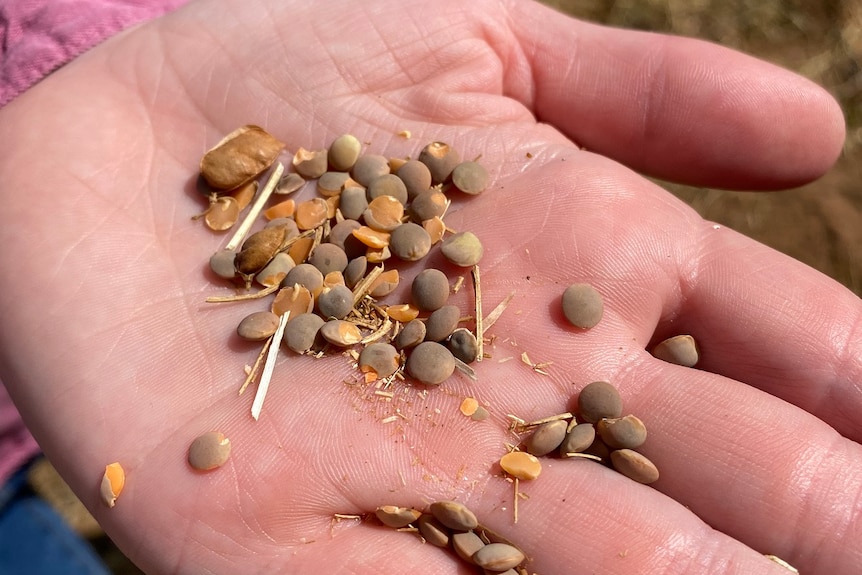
[
  {"x1": 0, "y1": 0, "x2": 189, "y2": 107},
  {"x1": 0, "y1": 0, "x2": 190, "y2": 484}
]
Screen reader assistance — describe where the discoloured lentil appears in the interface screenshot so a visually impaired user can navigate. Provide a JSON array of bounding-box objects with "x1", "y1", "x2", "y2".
[
  {"x1": 188, "y1": 431, "x2": 232, "y2": 471},
  {"x1": 561, "y1": 283, "x2": 604, "y2": 329}
]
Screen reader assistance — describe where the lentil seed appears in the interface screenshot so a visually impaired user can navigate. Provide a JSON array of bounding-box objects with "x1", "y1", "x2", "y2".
[
  {"x1": 327, "y1": 219, "x2": 365, "y2": 259},
  {"x1": 358, "y1": 343, "x2": 400, "y2": 379},
  {"x1": 472, "y1": 543, "x2": 525, "y2": 572},
  {"x1": 317, "y1": 285, "x2": 355, "y2": 319},
  {"x1": 447, "y1": 328, "x2": 479, "y2": 363},
  {"x1": 394, "y1": 319, "x2": 426, "y2": 350},
  {"x1": 441, "y1": 231, "x2": 484, "y2": 267},
  {"x1": 319, "y1": 319, "x2": 362, "y2": 347},
  {"x1": 395, "y1": 159, "x2": 432, "y2": 199},
  {"x1": 577, "y1": 381, "x2": 623, "y2": 423},
  {"x1": 561, "y1": 283, "x2": 604, "y2": 329},
  {"x1": 308, "y1": 243, "x2": 348, "y2": 276},
  {"x1": 652, "y1": 334, "x2": 699, "y2": 367},
  {"x1": 283, "y1": 264, "x2": 325, "y2": 296},
  {"x1": 499, "y1": 451, "x2": 542, "y2": 480},
  {"x1": 366, "y1": 174, "x2": 408, "y2": 206},
  {"x1": 524, "y1": 419, "x2": 568, "y2": 457},
  {"x1": 282, "y1": 313, "x2": 325, "y2": 353},
  {"x1": 343, "y1": 256, "x2": 367, "y2": 289},
  {"x1": 597, "y1": 415, "x2": 647, "y2": 449},
  {"x1": 389, "y1": 222, "x2": 432, "y2": 261},
  {"x1": 429, "y1": 501, "x2": 479, "y2": 531},
  {"x1": 409, "y1": 189, "x2": 447, "y2": 222},
  {"x1": 559, "y1": 423, "x2": 596, "y2": 456},
  {"x1": 418, "y1": 141, "x2": 460, "y2": 184},
  {"x1": 411, "y1": 268, "x2": 449, "y2": 311},
  {"x1": 453, "y1": 531, "x2": 485, "y2": 563},
  {"x1": 292, "y1": 148, "x2": 328, "y2": 179},
  {"x1": 255, "y1": 252, "x2": 295, "y2": 288},
  {"x1": 294, "y1": 198, "x2": 329, "y2": 230},
  {"x1": 417, "y1": 514, "x2": 450, "y2": 547},
  {"x1": 328, "y1": 134, "x2": 362, "y2": 171},
  {"x1": 338, "y1": 187, "x2": 369, "y2": 220},
  {"x1": 451, "y1": 161, "x2": 489, "y2": 195},
  {"x1": 610, "y1": 449, "x2": 659, "y2": 484},
  {"x1": 351, "y1": 154, "x2": 390, "y2": 187},
  {"x1": 363, "y1": 195, "x2": 404, "y2": 231},
  {"x1": 271, "y1": 284, "x2": 314, "y2": 317},
  {"x1": 317, "y1": 171, "x2": 353, "y2": 197},
  {"x1": 209, "y1": 249, "x2": 237, "y2": 280},
  {"x1": 188, "y1": 431, "x2": 232, "y2": 471},
  {"x1": 424, "y1": 305, "x2": 461, "y2": 342},
  {"x1": 237, "y1": 311, "x2": 280, "y2": 341},
  {"x1": 375, "y1": 505, "x2": 421, "y2": 528},
  {"x1": 406, "y1": 342, "x2": 455, "y2": 385}
]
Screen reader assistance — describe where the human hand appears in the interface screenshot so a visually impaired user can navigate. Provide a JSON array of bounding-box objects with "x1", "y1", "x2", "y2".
[{"x1": 0, "y1": 0, "x2": 858, "y2": 573}]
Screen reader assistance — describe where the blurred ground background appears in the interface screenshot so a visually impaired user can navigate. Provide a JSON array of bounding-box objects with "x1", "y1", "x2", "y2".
[{"x1": 29, "y1": 1, "x2": 861, "y2": 573}]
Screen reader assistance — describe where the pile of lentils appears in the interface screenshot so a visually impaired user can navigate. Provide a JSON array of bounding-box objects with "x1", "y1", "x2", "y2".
[
  {"x1": 506, "y1": 380, "x2": 659, "y2": 485},
  {"x1": 198, "y1": 126, "x2": 489, "y2": 389},
  {"x1": 375, "y1": 500, "x2": 528, "y2": 574}
]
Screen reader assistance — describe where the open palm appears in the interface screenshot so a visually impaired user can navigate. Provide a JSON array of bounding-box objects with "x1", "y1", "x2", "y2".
[{"x1": 0, "y1": 0, "x2": 859, "y2": 573}]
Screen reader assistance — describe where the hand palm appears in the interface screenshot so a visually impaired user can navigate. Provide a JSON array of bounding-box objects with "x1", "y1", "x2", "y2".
[{"x1": 0, "y1": 0, "x2": 859, "y2": 573}]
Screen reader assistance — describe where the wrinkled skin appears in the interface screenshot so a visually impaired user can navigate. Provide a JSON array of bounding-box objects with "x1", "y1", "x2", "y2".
[{"x1": 0, "y1": 0, "x2": 860, "y2": 573}]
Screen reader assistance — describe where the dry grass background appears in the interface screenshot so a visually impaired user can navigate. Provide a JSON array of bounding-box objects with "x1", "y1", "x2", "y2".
[
  {"x1": 28, "y1": 2, "x2": 861, "y2": 573},
  {"x1": 545, "y1": 0, "x2": 862, "y2": 295}
]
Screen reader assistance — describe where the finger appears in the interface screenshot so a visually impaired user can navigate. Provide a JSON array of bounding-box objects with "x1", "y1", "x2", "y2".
[
  {"x1": 505, "y1": 0, "x2": 845, "y2": 189},
  {"x1": 615, "y1": 359, "x2": 862, "y2": 575},
  {"x1": 652, "y1": 222, "x2": 862, "y2": 442}
]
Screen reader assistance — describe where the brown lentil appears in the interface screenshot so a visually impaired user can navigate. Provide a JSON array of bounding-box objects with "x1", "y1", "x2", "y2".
[
  {"x1": 338, "y1": 187, "x2": 368, "y2": 220},
  {"x1": 418, "y1": 141, "x2": 460, "y2": 184},
  {"x1": 652, "y1": 334, "x2": 699, "y2": 367},
  {"x1": 343, "y1": 256, "x2": 367, "y2": 289},
  {"x1": 524, "y1": 419, "x2": 568, "y2": 457},
  {"x1": 236, "y1": 311, "x2": 280, "y2": 341},
  {"x1": 395, "y1": 159, "x2": 432, "y2": 199},
  {"x1": 271, "y1": 285, "x2": 314, "y2": 317},
  {"x1": 366, "y1": 174, "x2": 408, "y2": 206},
  {"x1": 351, "y1": 154, "x2": 390, "y2": 187},
  {"x1": 447, "y1": 328, "x2": 479, "y2": 363},
  {"x1": 597, "y1": 415, "x2": 647, "y2": 449},
  {"x1": 389, "y1": 222, "x2": 432, "y2": 261},
  {"x1": 409, "y1": 189, "x2": 447, "y2": 222},
  {"x1": 283, "y1": 264, "x2": 324, "y2": 296},
  {"x1": 417, "y1": 514, "x2": 450, "y2": 547},
  {"x1": 209, "y1": 249, "x2": 237, "y2": 280},
  {"x1": 358, "y1": 343, "x2": 400, "y2": 379},
  {"x1": 451, "y1": 161, "x2": 489, "y2": 195},
  {"x1": 429, "y1": 501, "x2": 479, "y2": 531},
  {"x1": 316, "y1": 285, "x2": 355, "y2": 319},
  {"x1": 406, "y1": 342, "x2": 455, "y2": 385},
  {"x1": 440, "y1": 231, "x2": 483, "y2": 267},
  {"x1": 578, "y1": 381, "x2": 623, "y2": 423},
  {"x1": 188, "y1": 431, "x2": 232, "y2": 471},
  {"x1": 292, "y1": 148, "x2": 328, "y2": 179},
  {"x1": 411, "y1": 268, "x2": 449, "y2": 311},
  {"x1": 255, "y1": 252, "x2": 295, "y2": 288},
  {"x1": 275, "y1": 172, "x2": 305, "y2": 195},
  {"x1": 424, "y1": 305, "x2": 461, "y2": 342},
  {"x1": 610, "y1": 449, "x2": 659, "y2": 484},
  {"x1": 394, "y1": 319, "x2": 426, "y2": 350},
  {"x1": 204, "y1": 196, "x2": 240, "y2": 231},
  {"x1": 317, "y1": 171, "x2": 353, "y2": 197},
  {"x1": 559, "y1": 423, "x2": 596, "y2": 456},
  {"x1": 308, "y1": 243, "x2": 348, "y2": 275},
  {"x1": 561, "y1": 283, "x2": 604, "y2": 329},
  {"x1": 374, "y1": 505, "x2": 421, "y2": 528},
  {"x1": 452, "y1": 531, "x2": 485, "y2": 564},
  {"x1": 328, "y1": 134, "x2": 362, "y2": 171},
  {"x1": 472, "y1": 543, "x2": 525, "y2": 572},
  {"x1": 282, "y1": 312, "x2": 325, "y2": 353}
]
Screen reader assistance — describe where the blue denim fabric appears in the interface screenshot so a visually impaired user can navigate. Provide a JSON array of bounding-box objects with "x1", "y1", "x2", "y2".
[{"x1": 0, "y1": 460, "x2": 110, "y2": 574}]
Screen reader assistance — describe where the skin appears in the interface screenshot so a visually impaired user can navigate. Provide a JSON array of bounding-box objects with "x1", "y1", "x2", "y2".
[{"x1": 0, "y1": 0, "x2": 859, "y2": 573}]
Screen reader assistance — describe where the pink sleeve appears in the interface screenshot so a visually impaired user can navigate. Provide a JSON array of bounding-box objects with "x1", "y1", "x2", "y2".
[{"x1": 0, "y1": 0, "x2": 192, "y2": 107}]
